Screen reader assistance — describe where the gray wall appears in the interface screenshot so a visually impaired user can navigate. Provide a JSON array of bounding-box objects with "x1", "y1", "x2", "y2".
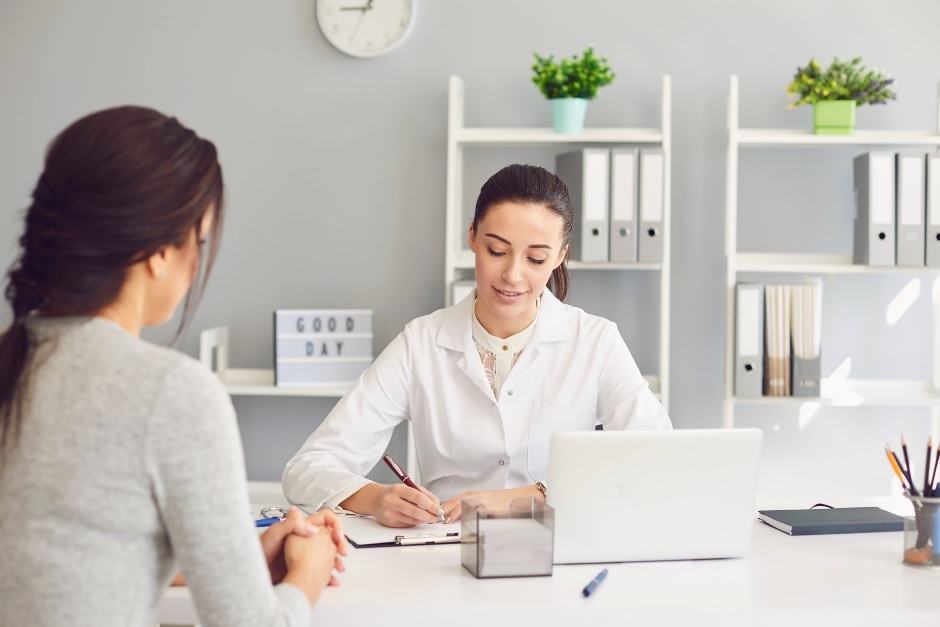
[{"x1": 2, "y1": 0, "x2": 939, "y2": 498}]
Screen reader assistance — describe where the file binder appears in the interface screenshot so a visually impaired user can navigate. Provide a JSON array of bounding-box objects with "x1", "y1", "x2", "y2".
[
  {"x1": 556, "y1": 149, "x2": 610, "y2": 262},
  {"x1": 895, "y1": 153, "x2": 926, "y2": 267},
  {"x1": 790, "y1": 280, "x2": 822, "y2": 398},
  {"x1": 609, "y1": 148, "x2": 638, "y2": 263},
  {"x1": 853, "y1": 152, "x2": 896, "y2": 266},
  {"x1": 764, "y1": 285, "x2": 791, "y2": 396},
  {"x1": 926, "y1": 154, "x2": 940, "y2": 267},
  {"x1": 638, "y1": 149, "x2": 665, "y2": 263},
  {"x1": 734, "y1": 283, "x2": 764, "y2": 398}
]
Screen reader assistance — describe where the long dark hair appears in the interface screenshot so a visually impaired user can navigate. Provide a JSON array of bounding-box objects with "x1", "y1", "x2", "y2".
[
  {"x1": 0, "y1": 105, "x2": 224, "y2": 451},
  {"x1": 472, "y1": 163, "x2": 573, "y2": 300}
]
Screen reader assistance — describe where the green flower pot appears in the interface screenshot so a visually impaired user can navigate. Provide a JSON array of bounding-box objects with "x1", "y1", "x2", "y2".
[
  {"x1": 813, "y1": 100, "x2": 856, "y2": 135},
  {"x1": 550, "y1": 98, "x2": 589, "y2": 134}
]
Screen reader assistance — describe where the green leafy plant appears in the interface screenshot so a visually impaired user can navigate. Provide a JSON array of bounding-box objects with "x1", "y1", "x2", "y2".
[
  {"x1": 531, "y1": 46, "x2": 615, "y2": 100},
  {"x1": 786, "y1": 57, "x2": 896, "y2": 108}
]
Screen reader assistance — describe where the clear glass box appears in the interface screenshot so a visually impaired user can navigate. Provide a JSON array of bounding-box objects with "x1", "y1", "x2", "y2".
[{"x1": 460, "y1": 497, "x2": 554, "y2": 579}]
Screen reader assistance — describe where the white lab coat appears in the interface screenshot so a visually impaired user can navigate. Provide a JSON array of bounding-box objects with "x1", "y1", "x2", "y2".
[{"x1": 282, "y1": 290, "x2": 670, "y2": 511}]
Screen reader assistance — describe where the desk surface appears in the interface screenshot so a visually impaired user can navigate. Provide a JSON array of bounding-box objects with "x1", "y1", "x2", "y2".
[{"x1": 159, "y1": 503, "x2": 940, "y2": 627}]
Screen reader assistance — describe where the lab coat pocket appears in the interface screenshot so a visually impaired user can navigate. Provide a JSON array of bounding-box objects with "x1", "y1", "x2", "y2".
[{"x1": 527, "y1": 397, "x2": 596, "y2": 480}]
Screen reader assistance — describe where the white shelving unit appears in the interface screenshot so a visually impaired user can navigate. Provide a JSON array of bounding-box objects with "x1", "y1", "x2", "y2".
[
  {"x1": 199, "y1": 326, "x2": 352, "y2": 397},
  {"x1": 444, "y1": 75, "x2": 672, "y2": 410},
  {"x1": 200, "y1": 326, "x2": 422, "y2": 477},
  {"x1": 723, "y1": 75, "x2": 940, "y2": 434}
]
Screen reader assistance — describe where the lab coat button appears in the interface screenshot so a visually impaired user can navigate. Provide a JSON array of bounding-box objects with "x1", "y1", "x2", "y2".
[
  {"x1": 507, "y1": 390, "x2": 513, "y2": 396},
  {"x1": 498, "y1": 460, "x2": 505, "y2": 465}
]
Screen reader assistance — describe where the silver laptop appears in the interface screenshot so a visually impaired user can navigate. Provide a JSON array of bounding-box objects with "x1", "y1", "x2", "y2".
[{"x1": 547, "y1": 428, "x2": 762, "y2": 564}]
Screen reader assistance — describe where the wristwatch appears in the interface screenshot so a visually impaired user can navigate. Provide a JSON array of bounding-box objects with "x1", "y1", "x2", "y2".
[{"x1": 536, "y1": 481, "x2": 548, "y2": 499}]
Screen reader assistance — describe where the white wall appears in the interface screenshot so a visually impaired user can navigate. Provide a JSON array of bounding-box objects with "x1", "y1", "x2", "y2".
[{"x1": 2, "y1": 0, "x2": 939, "y2": 498}]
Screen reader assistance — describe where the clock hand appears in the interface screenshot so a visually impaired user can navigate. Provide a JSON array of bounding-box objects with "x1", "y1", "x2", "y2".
[
  {"x1": 340, "y1": 0, "x2": 372, "y2": 12},
  {"x1": 347, "y1": 7, "x2": 368, "y2": 43}
]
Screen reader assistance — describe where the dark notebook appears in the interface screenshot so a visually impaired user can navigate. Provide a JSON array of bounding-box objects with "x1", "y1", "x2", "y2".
[{"x1": 757, "y1": 507, "x2": 904, "y2": 536}]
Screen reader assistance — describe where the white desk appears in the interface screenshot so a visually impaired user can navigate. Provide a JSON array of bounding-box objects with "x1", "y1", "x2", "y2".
[{"x1": 159, "y1": 514, "x2": 940, "y2": 627}]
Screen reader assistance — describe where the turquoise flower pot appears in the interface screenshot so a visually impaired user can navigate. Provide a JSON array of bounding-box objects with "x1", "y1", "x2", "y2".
[{"x1": 550, "y1": 98, "x2": 589, "y2": 134}]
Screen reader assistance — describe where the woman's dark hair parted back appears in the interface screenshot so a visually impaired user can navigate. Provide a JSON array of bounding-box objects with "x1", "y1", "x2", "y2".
[
  {"x1": 0, "y1": 105, "x2": 224, "y2": 451},
  {"x1": 472, "y1": 164, "x2": 573, "y2": 300}
]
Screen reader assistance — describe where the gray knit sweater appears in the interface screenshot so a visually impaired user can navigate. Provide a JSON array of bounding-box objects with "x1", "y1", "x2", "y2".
[{"x1": 0, "y1": 317, "x2": 310, "y2": 627}]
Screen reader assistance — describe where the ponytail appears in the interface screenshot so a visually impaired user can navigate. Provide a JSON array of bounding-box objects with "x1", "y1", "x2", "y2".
[{"x1": 547, "y1": 262, "x2": 570, "y2": 301}]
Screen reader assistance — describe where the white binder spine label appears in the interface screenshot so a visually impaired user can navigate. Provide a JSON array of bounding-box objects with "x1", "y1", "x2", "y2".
[
  {"x1": 582, "y1": 151, "x2": 609, "y2": 221},
  {"x1": 870, "y1": 154, "x2": 893, "y2": 225},
  {"x1": 737, "y1": 289, "x2": 759, "y2": 357}
]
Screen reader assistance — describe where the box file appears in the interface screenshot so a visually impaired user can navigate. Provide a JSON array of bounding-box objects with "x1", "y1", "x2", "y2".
[
  {"x1": 734, "y1": 283, "x2": 764, "y2": 398},
  {"x1": 926, "y1": 154, "x2": 940, "y2": 267},
  {"x1": 790, "y1": 281, "x2": 822, "y2": 398},
  {"x1": 895, "y1": 153, "x2": 926, "y2": 267},
  {"x1": 556, "y1": 149, "x2": 610, "y2": 262},
  {"x1": 764, "y1": 285, "x2": 791, "y2": 397},
  {"x1": 638, "y1": 149, "x2": 665, "y2": 263},
  {"x1": 274, "y1": 309, "x2": 373, "y2": 386},
  {"x1": 609, "y1": 148, "x2": 638, "y2": 263},
  {"x1": 853, "y1": 152, "x2": 896, "y2": 266}
]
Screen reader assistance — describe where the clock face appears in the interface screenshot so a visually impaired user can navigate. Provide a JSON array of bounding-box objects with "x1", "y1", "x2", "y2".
[{"x1": 317, "y1": 0, "x2": 416, "y2": 58}]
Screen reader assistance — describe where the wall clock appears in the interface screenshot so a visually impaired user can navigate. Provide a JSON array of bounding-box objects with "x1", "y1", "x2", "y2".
[{"x1": 316, "y1": 0, "x2": 417, "y2": 58}]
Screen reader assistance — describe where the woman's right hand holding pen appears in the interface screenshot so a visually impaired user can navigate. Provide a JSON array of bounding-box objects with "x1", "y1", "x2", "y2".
[{"x1": 340, "y1": 482, "x2": 444, "y2": 528}]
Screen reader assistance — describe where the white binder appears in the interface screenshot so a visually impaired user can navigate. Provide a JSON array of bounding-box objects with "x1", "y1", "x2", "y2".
[
  {"x1": 895, "y1": 153, "x2": 926, "y2": 267},
  {"x1": 734, "y1": 283, "x2": 764, "y2": 398},
  {"x1": 555, "y1": 149, "x2": 610, "y2": 262},
  {"x1": 764, "y1": 285, "x2": 791, "y2": 397},
  {"x1": 609, "y1": 148, "x2": 638, "y2": 263},
  {"x1": 638, "y1": 148, "x2": 665, "y2": 263},
  {"x1": 853, "y1": 152, "x2": 896, "y2": 266},
  {"x1": 926, "y1": 154, "x2": 940, "y2": 267}
]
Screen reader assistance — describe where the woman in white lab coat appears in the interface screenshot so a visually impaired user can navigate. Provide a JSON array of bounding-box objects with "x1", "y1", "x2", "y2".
[{"x1": 282, "y1": 164, "x2": 671, "y2": 528}]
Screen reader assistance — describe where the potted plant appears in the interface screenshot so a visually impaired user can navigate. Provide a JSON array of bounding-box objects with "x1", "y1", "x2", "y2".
[
  {"x1": 531, "y1": 46, "x2": 615, "y2": 134},
  {"x1": 786, "y1": 57, "x2": 896, "y2": 135}
]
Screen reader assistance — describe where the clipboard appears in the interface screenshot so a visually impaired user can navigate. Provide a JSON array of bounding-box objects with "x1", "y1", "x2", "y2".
[{"x1": 341, "y1": 514, "x2": 461, "y2": 548}]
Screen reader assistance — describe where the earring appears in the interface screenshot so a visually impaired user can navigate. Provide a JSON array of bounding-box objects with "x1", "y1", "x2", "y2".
[{"x1": 158, "y1": 269, "x2": 167, "y2": 279}]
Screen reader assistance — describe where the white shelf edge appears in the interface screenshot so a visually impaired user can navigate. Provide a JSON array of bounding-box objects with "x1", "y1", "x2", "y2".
[
  {"x1": 737, "y1": 128, "x2": 940, "y2": 147},
  {"x1": 731, "y1": 379, "x2": 940, "y2": 407},
  {"x1": 455, "y1": 127, "x2": 663, "y2": 146},
  {"x1": 452, "y1": 248, "x2": 662, "y2": 271},
  {"x1": 733, "y1": 253, "x2": 940, "y2": 274},
  {"x1": 217, "y1": 368, "x2": 352, "y2": 397}
]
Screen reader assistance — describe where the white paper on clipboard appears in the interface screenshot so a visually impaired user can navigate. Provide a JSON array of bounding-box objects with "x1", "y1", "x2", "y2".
[{"x1": 341, "y1": 515, "x2": 461, "y2": 548}]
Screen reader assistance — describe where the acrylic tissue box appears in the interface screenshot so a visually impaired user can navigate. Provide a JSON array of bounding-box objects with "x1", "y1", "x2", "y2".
[{"x1": 460, "y1": 497, "x2": 553, "y2": 578}]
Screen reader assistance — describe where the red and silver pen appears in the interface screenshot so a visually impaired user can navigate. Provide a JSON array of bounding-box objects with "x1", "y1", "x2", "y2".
[{"x1": 383, "y1": 454, "x2": 446, "y2": 523}]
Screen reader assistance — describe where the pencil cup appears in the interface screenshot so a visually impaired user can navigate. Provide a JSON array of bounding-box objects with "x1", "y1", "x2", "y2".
[
  {"x1": 902, "y1": 495, "x2": 940, "y2": 570},
  {"x1": 460, "y1": 497, "x2": 554, "y2": 579}
]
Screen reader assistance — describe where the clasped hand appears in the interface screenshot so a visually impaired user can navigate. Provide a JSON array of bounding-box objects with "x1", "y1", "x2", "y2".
[{"x1": 262, "y1": 507, "x2": 348, "y2": 588}]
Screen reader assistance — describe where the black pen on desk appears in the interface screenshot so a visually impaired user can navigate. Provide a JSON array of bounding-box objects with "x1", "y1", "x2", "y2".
[
  {"x1": 582, "y1": 568, "x2": 608, "y2": 598},
  {"x1": 383, "y1": 454, "x2": 446, "y2": 523}
]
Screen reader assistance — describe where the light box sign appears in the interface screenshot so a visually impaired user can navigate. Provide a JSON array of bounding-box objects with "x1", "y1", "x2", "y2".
[{"x1": 274, "y1": 309, "x2": 374, "y2": 386}]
